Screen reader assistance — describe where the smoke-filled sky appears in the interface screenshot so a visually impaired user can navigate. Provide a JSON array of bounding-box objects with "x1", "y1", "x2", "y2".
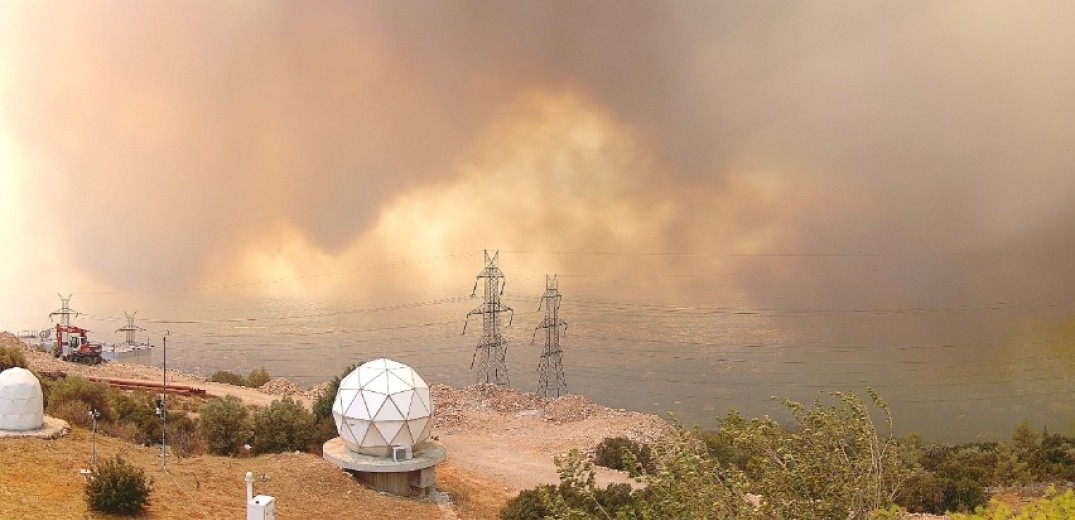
[{"x1": 2, "y1": 1, "x2": 1075, "y2": 326}]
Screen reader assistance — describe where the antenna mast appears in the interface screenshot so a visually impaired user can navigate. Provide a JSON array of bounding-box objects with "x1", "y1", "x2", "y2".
[
  {"x1": 115, "y1": 311, "x2": 145, "y2": 346},
  {"x1": 48, "y1": 293, "x2": 79, "y2": 327},
  {"x1": 532, "y1": 275, "x2": 568, "y2": 397},
  {"x1": 463, "y1": 250, "x2": 514, "y2": 386}
]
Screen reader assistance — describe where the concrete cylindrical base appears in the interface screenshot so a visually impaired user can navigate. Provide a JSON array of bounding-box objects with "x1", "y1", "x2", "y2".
[
  {"x1": 353, "y1": 466, "x2": 437, "y2": 497},
  {"x1": 322, "y1": 437, "x2": 446, "y2": 497}
]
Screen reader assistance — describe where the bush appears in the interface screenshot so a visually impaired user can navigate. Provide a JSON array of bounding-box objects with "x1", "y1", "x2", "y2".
[
  {"x1": 47, "y1": 376, "x2": 115, "y2": 422},
  {"x1": 499, "y1": 485, "x2": 555, "y2": 519},
  {"x1": 313, "y1": 362, "x2": 361, "y2": 421},
  {"x1": 721, "y1": 390, "x2": 911, "y2": 519},
  {"x1": 245, "y1": 368, "x2": 271, "y2": 388},
  {"x1": 209, "y1": 370, "x2": 246, "y2": 386},
  {"x1": 539, "y1": 390, "x2": 910, "y2": 520},
  {"x1": 85, "y1": 455, "x2": 152, "y2": 515},
  {"x1": 199, "y1": 396, "x2": 251, "y2": 455},
  {"x1": 594, "y1": 436, "x2": 655, "y2": 476},
  {"x1": 0, "y1": 345, "x2": 27, "y2": 371},
  {"x1": 167, "y1": 412, "x2": 204, "y2": 458},
  {"x1": 252, "y1": 396, "x2": 314, "y2": 454},
  {"x1": 311, "y1": 416, "x2": 339, "y2": 452},
  {"x1": 951, "y1": 488, "x2": 1075, "y2": 519},
  {"x1": 500, "y1": 482, "x2": 638, "y2": 519},
  {"x1": 897, "y1": 472, "x2": 987, "y2": 514},
  {"x1": 49, "y1": 398, "x2": 95, "y2": 428},
  {"x1": 110, "y1": 391, "x2": 159, "y2": 444}
]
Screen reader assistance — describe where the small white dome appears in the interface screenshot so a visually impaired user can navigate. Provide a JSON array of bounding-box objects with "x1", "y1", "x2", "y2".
[
  {"x1": 332, "y1": 358, "x2": 432, "y2": 456},
  {"x1": 0, "y1": 367, "x2": 44, "y2": 431}
]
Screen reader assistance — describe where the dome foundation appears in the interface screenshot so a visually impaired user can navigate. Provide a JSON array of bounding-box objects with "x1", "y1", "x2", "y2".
[{"x1": 323, "y1": 437, "x2": 446, "y2": 497}]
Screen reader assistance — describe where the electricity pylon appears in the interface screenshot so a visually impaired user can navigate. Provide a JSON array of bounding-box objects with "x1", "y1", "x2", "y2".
[
  {"x1": 48, "y1": 293, "x2": 79, "y2": 327},
  {"x1": 115, "y1": 311, "x2": 145, "y2": 346},
  {"x1": 463, "y1": 250, "x2": 514, "y2": 385},
  {"x1": 532, "y1": 275, "x2": 568, "y2": 397}
]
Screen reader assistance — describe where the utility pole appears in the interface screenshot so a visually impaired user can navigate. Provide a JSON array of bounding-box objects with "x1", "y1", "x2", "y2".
[
  {"x1": 463, "y1": 250, "x2": 514, "y2": 386},
  {"x1": 158, "y1": 331, "x2": 169, "y2": 471},
  {"x1": 115, "y1": 311, "x2": 144, "y2": 346},
  {"x1": 48, "y1": 293, "x2": 79, "y2": 327},
  {"x1": 532, "y1": 275, "x2": 568, "y2": 397}
]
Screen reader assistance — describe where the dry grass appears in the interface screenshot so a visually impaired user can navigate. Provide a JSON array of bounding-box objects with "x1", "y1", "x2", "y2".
[
  {"x1": 436, "y1": 464, "x2": 513, "y2": 520},
  {"x1": 0, "y1": 428, "x2": 443, "y2": 519}
]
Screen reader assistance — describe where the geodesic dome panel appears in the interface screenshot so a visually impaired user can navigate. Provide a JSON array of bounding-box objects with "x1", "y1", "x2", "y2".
[
  {"x1": 332, "y1": 358, "x2": 433, "y2": 456},
  {"x1": 0, "y1": 367, "x2": 44, "y2": 431}
]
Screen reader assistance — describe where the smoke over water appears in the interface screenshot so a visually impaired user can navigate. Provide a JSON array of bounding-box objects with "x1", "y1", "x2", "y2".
[{"x1": 3, "y1": 2, "x2": 1075, "y2": 439}]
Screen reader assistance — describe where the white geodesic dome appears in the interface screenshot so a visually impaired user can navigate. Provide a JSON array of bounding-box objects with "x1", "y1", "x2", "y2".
[
  {"x1": 332, "y1": 358, "x2": 433, "y2": 456},
  {"x1": 0, "y1": 367, "x2": 44, "y2": 431}
]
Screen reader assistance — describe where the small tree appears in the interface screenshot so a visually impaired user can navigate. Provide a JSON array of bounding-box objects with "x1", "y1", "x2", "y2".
[
  {"x1": 245, "y1": 368, "x2": 271, "y2": 388},
  {"x1": 209, "y1": 370, "x2": 246, "y2": 386},
  {"x1": 720, "y1": 389, "x2": 911, "y2": 519},
  {"x1": 198, "y1": 396, "x2": 251, "y2": 456},
  {"x1": 0, "y1": 345, "x2": 27, "y2": 371},
  {"x1": 85, "y1": 455, "x2": 152, "y2": 515},
  {"x1": 252, "y1": 396, "x2": 314, "y2": 454}
]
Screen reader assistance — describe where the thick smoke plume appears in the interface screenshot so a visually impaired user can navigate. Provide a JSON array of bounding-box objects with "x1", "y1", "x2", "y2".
[{"x1": 2, "y1": 2, "x2": 1075, "y2": 324}]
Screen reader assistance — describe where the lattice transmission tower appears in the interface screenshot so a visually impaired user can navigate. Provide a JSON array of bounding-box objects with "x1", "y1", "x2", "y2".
[
  {"x1": 532, "y1": 275, "x2": 568, "y2": 397},
  {"x1": 48, "y1": 293, "x2": 79, "y2": 327},
  {"x1": 463, "y1": 250, "x2": 514, "y2": 385},
  {"x1": 115, "y1": 311, "x2": 145, "y2": 346}
]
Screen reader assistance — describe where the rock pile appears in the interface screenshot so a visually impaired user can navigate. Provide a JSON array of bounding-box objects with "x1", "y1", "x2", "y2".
[
  {"x1": 258, "y1": 377, "x2": 304, "y2": 397},
  {"x1": 542, "y1": 395, "x2": 600, "y2": 424},
  {"x1": 431, "y1": 383, "x2": 670, "y2": 446},
  {"x1": 303, "y1": 381, "x2": 331, "y2": 400}
]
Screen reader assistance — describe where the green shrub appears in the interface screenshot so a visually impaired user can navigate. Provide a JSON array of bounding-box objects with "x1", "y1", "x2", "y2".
[
  {"x1": 109, "y1": 391, "x2": 159, "y2": 444},
  {"x1": 166, "y1": 412, "x2": 203, "y2": 458},
  {"x1": 49, "y1": 398, "x2": 95, "y2": 428},
  {"x1": 0, "y1": 345, "x2": 27, "y2": 371},
  {"x1": 499, "y1": 485, "x2": 554, "y2": 519},
  {"x1": 500, "y1": 482, "x2": 638, "y2": 519},
  {"x1": 312, "y1": 362, "x2": 360, "y2": 421},
  {"x1": 85, "y1": 455, "x2": 152, "y2": 515},
  {"x1": 951, "y1": 488, "x2": 1075, "y2": 519},
  {"x1": 245, "y1": 368, "x2": 271, "y2": 388},
  {"x1": 198, "y1": 396, "x2": 251, "y2": 456},
  {"x1": 252, "y1": 396, "x2": 314, "y2": 454},
  {"x1": 593, "y1": 436, "x2": 655, "y2": 476},
  {"x1": 897, "y1": 471, "x2": 987, "y2": 514},
  {"x1": 311, "y1": 416, "x2": 339, "y2": 453},
  {"x1": 540, "y1": 390, "x2": 910, "y2": 520},
  {"x1": 723, "y1": 391, "x2": 911, "y2": 519},
  {"x1": 47, "y1": 376, "x2": 114, "y2": 422},
  {"x1": 209, "y1": 370, "x2": 246, "y2": 386},
  {"x1": 700, "y1": 428, "x2": 754, "y2": 475}
]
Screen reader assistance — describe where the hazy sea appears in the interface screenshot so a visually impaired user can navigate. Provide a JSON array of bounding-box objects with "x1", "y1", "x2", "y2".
[{"x1": 61, "y1": 291, "x2": 1075, "y2": 443}]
